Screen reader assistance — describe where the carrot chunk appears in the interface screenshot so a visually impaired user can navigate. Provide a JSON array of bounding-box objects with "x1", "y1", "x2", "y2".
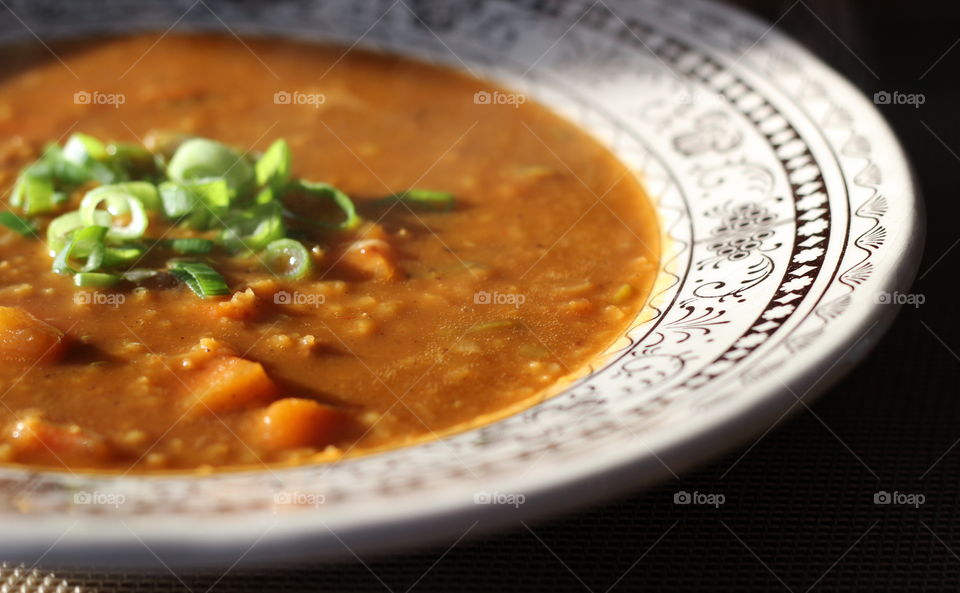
[
  {"x1": 6, "y1": 414, "x2": 111, "y2": 465},
  {"x1": 183, "y1": 355, "x2": 278, "y2": 415},
  {"x1": 336, "y1": 239, "x2": 399, "y2": 281},
  {"x1": 0, "y1": 306, "x2": 68, "y2": 365},
  {"x1": 258, "y1": 398, "x2": 342, "y2": 450}
]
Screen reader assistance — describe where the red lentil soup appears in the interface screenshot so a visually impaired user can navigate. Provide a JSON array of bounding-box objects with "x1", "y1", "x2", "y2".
[{"x1": 0, "y1": 34, "x2": 659, "y2": 472}]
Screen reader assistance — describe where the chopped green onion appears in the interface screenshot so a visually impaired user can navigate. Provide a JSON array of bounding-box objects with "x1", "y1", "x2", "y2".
[
  {"x1": 255, "y1": 139, "x2": 292, "y2": 190},
  {"x1": 62, "y1": 133, "x2": 108, "y2": 163},
  {"x1": 47, "y1": 210, "x2": 112, "y2": 255},
  {"x1": 85, "y1": 182, "x2": 161, "y2": 211},
  {"x1": 74, "y1": 272, "x2": 121, "y2": 288},
  {"x1": 79, "y1": 186, "x2": 149, "y2": 241},
  {"x1": 254, "y1": 186, "x2": 275, "y2": 205},
  {"x1": 221, "y1": 201, "x2": 285, "y2": 254},
  {"x1": 5, "y1": 131, "x2": 454, "y2": 301},
  {"x1": 102, "y1": 245, "x2": 145, "y2": 268},
  {"x1": 52, "y1": 225, "x2": 109, "y2": 275},
  {"x1": 34, "y1": 146, "x2": 94, "y2": 187},
  {"x1": 375, "y1": 189, "x2": 455, "y2": 212},
  {"x1": 185, "y1": 178, "x2": 231, "y2": 211},
  {"x1": 106, "y1": 142, "x2": 157, "y2": 177},
  {"x1": 158, "y1": 181, "x2": 195, "y2": 218},
  {"x1": 292, "y1": 180, "x2": 361, "y2": 230},
  {"x1": 60, "y1": 134, "x2": 119, "y2": 184},
  {"x1": 0, "y1": 211, "x2": 37, "y2": 235},
  {"x1": 11, "y1": 171, "x2": 56, "y2": 215},
  {"x1": 263, "y1": 238, "x2": 313, "y2": 279},
  {"x1": 168, "y1": 260, "x2": 230, "y2": 298},
  {"x1": 164, "y1": 237, "x2": 214, "y2": 255},
  {"x1": 122, "y1": 268, "x2": 161, "y2": 283},
  {"x1": 163, "y1": 178, "x2": 232, "y2": 230},
  {"x1": 167, "y1": 138, "x2": 253, "y2": 194}
]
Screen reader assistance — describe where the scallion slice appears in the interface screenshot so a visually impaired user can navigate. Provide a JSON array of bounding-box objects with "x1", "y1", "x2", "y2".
[
  {"x1": 11, "y1": 171, "x2": 56, "y2": 215},
  {"x1": 293, "y1": 180, "x2": 361, "y2": 230},
  {"x1": 47, "y1": 210, "x2": 112, "y2": 255},
  {"x1": 106, "y1": 142, "x2": 157, "y2": 177},
  {"x1": 79, "y1": 186, "x2": 150, "y2": 241},
  {"x1": 185, "y1": 178, "x2": 231, "y2": 211},
  {"x1": 165, "y1": 237, "x2": 214, "y2": 255},
  {"x1": 263, "y1": 238, "x2": 313, "y2": 279},
  {"x1": 375, "y1": 189, "x2": 455, "y2": 212},
  {"x1": 0, "y1": 211, "x2": 37, "y2": 235},
  {"x1": 35, "y1": 146, "x2": 94, "y2": 187},
  {"x1": 102, "y1": 245, "x2": 145, "y2": 268},
  {"x1": 255, "y1": 139, "x2": 292, "y2": 190},
  {"x1": 62, "y1": 132, "x2": 109, "y2": 163},
  {"x1": 122, "y1": 268, "x2": 161, "y2": 283},
  {"x1": 74, "y1": 272, "x2": 121, "y2": 288},
  {"x1": 167, "y1": 138, "x2": 253, "y2": 195},
  {"x1": 158, "y1": 181, "x2": 195, "y2": 219},
  {"x1": 85, "y1": 182, "x2": 161, "y2": 211},
  {"x1": 221, "y1": 201, "x2": 285, "y2": 254},
  {"x1": 168, "y1": 260, "x2": 230, "y2": 298},
  {"x1": 52, "y1": 225, "x2": 109, "y2": 275},
  {"x1": 60, "y1": 134, "x2": 118, "y2": 184}
]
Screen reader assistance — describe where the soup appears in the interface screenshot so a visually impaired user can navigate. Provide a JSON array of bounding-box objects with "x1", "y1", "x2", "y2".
[{"x1": 0, "y1": 34, "x2": 659, "y2": 472}]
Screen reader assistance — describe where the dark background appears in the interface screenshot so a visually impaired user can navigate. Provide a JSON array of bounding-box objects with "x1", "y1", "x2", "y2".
[{"x1": 30, "y1": 1, "x2": 960, "y2": 591}]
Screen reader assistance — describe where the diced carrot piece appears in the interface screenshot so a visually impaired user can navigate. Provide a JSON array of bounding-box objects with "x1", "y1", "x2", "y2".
[
  {"x1": 0, "y1": 306, "x2": 68, "y2": 365},
  {"x1": 257, "y1": 398, "x2": 342, "y2": 450},
  {"x1": 211, "y1": 288, "x2": 259, "y2": 320},
  {"x1": 183, "y1": 355, "x2": 278, "y2": 415},
  {"x1": 356, "y1": 222, "x2": 390, "y2": 242},
  {"x1": 336, "y1": 239, "x2": 399, "y2": 281},
  {"x1": 6, "y1": 414, "x2": 111, "y2": 465}
]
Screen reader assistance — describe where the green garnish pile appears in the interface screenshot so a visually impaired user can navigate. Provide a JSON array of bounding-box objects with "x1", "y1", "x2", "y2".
[{"x1": 0, "y1": 133, "x2": 454, "y2": 298}]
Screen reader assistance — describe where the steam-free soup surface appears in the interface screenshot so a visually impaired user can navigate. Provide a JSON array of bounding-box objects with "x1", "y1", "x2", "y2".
[{"x1": 0, "y1": 34, "x2": 658, "y2": 472}]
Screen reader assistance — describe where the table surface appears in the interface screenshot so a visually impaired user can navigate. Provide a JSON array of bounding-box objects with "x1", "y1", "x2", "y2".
[{"x1": 10, "y1": 1, "x2": 959, "y2": 590}]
